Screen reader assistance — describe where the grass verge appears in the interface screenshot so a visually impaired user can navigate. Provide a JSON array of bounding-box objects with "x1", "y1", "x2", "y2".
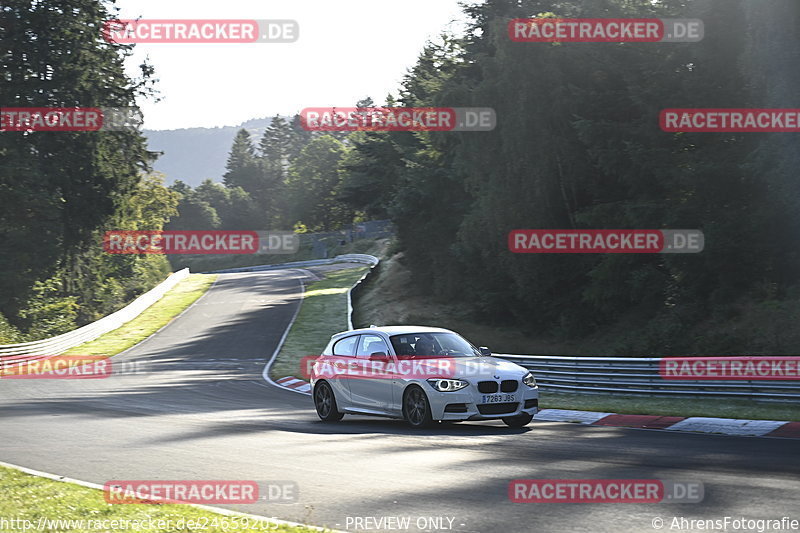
[
  {"x1": 63, "y1": 274, "x2": 216, "y2": 357},
  {"x1": 269, "y1": 267, "x2": 370, "y2": 381},
  {"x1": 172, "y1": 238, "x2": 388, "y2": 274},
  {"x1": 540, "y1": 391, "x2": 800, "y2": 422},
  {"x1": 0, "y1": 465, "x2": 325, "y2": 533}
]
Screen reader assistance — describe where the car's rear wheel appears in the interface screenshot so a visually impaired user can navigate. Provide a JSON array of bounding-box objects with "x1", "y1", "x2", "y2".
[
  {"x1": 314, "y1": 381, "x2": 344, "y2": 422},
  {"x1": 403, "y1": 386, "x2": 434, "y2": 428},
  {"x1": 502, "y1": 412, "x2": 533, "y2": 428}
]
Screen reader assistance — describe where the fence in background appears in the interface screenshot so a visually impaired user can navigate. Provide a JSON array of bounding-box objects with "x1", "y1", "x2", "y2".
[{"x1": 300, "y1": 220, "x2": 394, "y2": 259}]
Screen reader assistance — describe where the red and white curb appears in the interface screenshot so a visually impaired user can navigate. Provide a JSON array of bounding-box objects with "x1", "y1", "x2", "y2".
[
  {"x1": 276, "y1": 375, "x2": 311, "y2": 393},
  {"x1": 536, "y1": 409, "x2": 800, "y2": 439},
  {"x1": 272, "y1": 376, "x2": 800, "y2": 439}
]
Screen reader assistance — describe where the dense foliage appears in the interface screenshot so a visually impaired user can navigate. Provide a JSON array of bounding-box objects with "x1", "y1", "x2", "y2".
[
  {"x1": 0, "y1": 0, "x2": 175, "y2": 341},
  {"x1": 331, "y1": 0, "x2": 800, "y2": 354},
  {"x1": 167, "y1": 116, "x2": 356, "y2": 234},
  {"x1": 5, "y1": 0, "x2": 800, "y2": 355}
]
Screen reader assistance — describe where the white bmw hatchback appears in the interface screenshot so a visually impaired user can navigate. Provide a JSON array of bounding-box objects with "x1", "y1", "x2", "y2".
[{"x1": 309, "y1": 326, "x2": 539, "y2": 428}]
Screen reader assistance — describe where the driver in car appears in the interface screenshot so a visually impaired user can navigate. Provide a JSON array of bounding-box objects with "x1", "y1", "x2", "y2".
[{"x1": 413, "y1": 336, "x2": 438, "y2": 357}]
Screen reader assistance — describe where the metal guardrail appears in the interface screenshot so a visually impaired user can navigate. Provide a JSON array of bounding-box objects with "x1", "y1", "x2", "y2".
[
  {"x1": 497, "y1": 354, "x2": 800, "y2": 401},
  {"x1": 0, "y1": 269, "x2": 190, "y2": 367},
  {"x1": 0, "y1": 254, "x2": 376, "y2": 369},
  {"x1": 346, "y1": 256, "x2": 379, "y2": 330}
]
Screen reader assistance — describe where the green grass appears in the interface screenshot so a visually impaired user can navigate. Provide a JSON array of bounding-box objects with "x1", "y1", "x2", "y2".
[
  {"x1": 269, "y1": 267, "x2": 370, "y2": 381},
  {"x1": 64, "y1": 274, "x2": 216, "y2": 357},
  {"x1": 540, "y1": 391, "x2": 800, "y2": 422},
  {"x1": 0, "y1": 465, "x2": 326, "y2": 533}
]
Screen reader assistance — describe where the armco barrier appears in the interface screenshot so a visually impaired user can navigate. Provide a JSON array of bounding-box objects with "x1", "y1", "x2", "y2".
[
  {"x1": 0, "y1": 269, "x2": 190, "y2": 368},
  {"x1": 345, "y1": 256, "x2": 379, "y2": 330},
  {"x1": 497, "y1": 354, "x2": 800, "y2": 402},
  {"x1": 203, "y1": 254, "x2": 379, "y2": 274}
]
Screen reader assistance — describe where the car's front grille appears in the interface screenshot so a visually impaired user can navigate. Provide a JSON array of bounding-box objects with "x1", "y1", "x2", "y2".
[
  {"x1": 477, "y1": 402, "x2": 519, "y2": 415},
  {"x1": 501, "y1": 380, "x2": 518, "y2": 392},
  {"x1": 478, "y1": 381, "x2": 498, "y2": 393},
  {"x1": 524, "y1": 399, "x2": 538, "y2": 409}
]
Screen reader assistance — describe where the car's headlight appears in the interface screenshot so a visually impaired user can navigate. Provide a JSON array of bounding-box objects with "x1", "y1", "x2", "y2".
[
  {"x1": 427, "y1": 379, "x2": 469, "y2": 392},
  {"x1": 523, "y1": 372, "x2": 537, "y2": 388}
]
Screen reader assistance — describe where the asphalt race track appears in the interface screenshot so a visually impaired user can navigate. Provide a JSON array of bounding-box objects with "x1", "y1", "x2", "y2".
[{"x1": 1, "y1": 268, "x2": 798, "y2": 533}]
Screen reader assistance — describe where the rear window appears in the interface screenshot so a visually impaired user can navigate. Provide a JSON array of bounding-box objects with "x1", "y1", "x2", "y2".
[{"x1": 332, "y1": 335, "x2": 359, "y2": 356}]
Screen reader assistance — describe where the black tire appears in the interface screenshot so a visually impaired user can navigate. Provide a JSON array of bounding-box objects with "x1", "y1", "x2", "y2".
[
  {"x1": 502, "y1": 413, "x2": 533, "y2": 428},
  {"x1": 403, "y1": 386, "x2": 434, "y2": 428},
  {"x1": 314, "y1": 381, "x2": 344, "y2": 422}
]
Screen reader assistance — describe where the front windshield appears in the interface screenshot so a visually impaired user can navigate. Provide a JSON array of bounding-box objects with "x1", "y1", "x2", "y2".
[{"x1": 389, "y1": 332, "x2": 480, "y2": 358}]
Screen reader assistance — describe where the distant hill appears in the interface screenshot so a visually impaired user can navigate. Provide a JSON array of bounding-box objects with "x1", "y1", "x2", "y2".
[{"x1": 144, "y1": 117, "x2": 275, "y2": 186}]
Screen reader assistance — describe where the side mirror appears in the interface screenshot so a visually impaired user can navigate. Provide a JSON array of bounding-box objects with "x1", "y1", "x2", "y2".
[
  {"x1": 479, "y1": 347, "x2": 491, "y2": 356},
  {"x1": 369, "y1": 352, "x2": 390, "y2": 362}
]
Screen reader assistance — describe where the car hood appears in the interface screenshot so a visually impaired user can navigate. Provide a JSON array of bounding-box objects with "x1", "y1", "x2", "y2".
[{"x1": 433, "y1": 356, "x2": 528, "y2": 380}]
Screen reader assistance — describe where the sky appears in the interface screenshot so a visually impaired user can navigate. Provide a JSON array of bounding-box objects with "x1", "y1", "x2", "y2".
[{"x1": 113, "y1": 0, "x2": 473, "y2": 130}]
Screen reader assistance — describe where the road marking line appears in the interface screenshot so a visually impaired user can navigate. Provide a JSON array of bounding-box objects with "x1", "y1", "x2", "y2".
[{"x1": 261, "y1": 272, "x2": 311, "y2": 396}]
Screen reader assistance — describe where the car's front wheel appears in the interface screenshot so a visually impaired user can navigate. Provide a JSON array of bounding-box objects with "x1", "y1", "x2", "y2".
[
  {"x1": 314, "y1": 381, "x2": 344, "y2": 422},
  {"x1": 403, "y1": 386, "x2": 434, "y2": 428},
  {"x1": 502, "y1": 412, "x2": 533, "y2": 428}
]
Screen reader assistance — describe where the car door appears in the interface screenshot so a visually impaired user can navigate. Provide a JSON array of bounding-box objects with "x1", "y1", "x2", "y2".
[
  {"x1": 348, "y1": 334, "x2": 395, "y2": 413},
  {"x1": 326, "y1": 334, "x2": 360, "y2": 408}
]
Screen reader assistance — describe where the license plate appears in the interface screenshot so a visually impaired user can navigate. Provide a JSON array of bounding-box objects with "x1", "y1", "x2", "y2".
[{"x1": 481, "y1": 394, "x2": 516, "y2": 403}]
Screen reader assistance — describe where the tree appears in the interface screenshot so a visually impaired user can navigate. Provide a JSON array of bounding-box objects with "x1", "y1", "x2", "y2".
[
  {"x1": 285, "y1": 136, "x2": 352, "y2": 231},
  {"x1": 256, "y1": 116, "x2": 294, "y2": 224},
  {"x1": 0, "y1": 0, "x2": 157, "y2": 324},
  {"x1": 166, "y1": 181, "x2": 221, "y2": 231},
  {"x1": 222, "y1": 129, "x2": 261, "y2": 192},
  {"x1": 334, "y1": 0, "x2": 800, "y2": 353},
  {"x1": 195, "y1": 179, "x2": 261, "y2": 230}
]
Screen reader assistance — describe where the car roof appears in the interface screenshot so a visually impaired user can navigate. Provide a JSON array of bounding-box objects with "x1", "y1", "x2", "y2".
[{"x1": 330, "y1": 325, "x2": 455, "y2": 339}]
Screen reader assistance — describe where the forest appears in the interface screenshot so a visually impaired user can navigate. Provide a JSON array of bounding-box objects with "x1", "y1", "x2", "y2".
[{"x1": 3, "y1": 0, "x2": 799, "y2": 355}]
